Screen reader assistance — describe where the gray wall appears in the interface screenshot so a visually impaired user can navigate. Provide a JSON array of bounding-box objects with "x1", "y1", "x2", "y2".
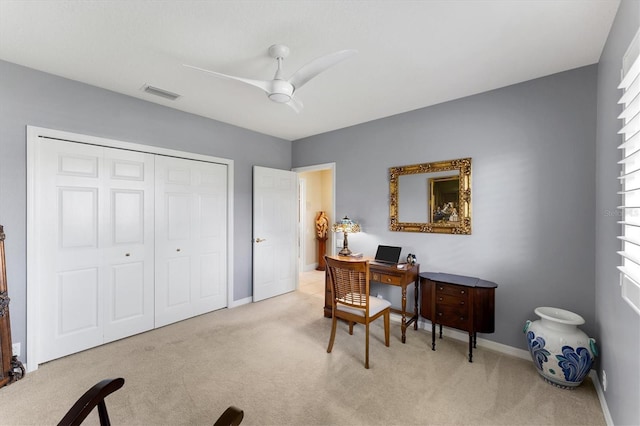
[
  {"x1": 0, "y1": 60, "x2": 291, "y2": 365},
  {"x1": 595, "y1": 0, "x2": 640, "y2": 425},
  {"x1": 293, "y1": 65, "x2": 598, "y2": 353}
]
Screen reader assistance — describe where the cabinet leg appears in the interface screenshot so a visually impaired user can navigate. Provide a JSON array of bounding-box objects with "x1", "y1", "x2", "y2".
[
  {"x1": 473, "y1": 332, "x2": 477, "y2": 348},
  {"x1": 431, "y1": 323, "x2": 436, "y2": 351},
  {"x1": 401, "y1": 286, "x2": 407, "y2": 344},
  {"x1": 413, "y1": 279, "x2": 419, "y2": 330},
  {"x1": 468, "y1": 334, "x2": 473, "y2": 363},
  {"x1": 439, "y1": 323, "x2": 443, "y2": 339}
]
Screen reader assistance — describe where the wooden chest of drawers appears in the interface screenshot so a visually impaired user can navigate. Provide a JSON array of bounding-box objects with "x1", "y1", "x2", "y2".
[
  {"x1": 420, "y1": 272, "x2": 497, "y2": 362},
  {"x1": 433, "y1": 283, "x2": 472, "y2": 330}
]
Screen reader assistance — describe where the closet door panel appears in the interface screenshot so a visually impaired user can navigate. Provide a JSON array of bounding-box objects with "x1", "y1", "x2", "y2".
[
  {"x1": 155, "y1": 156, "x2": 227, "y2": 326},
  {"x1": 155, "y1": 189, "x2": 193, "y2": 326},
  {"x1": 57, "y1": 268, "x2": 100, "y2": 335},
  {"x1": 38, "y1": 142, "x2": 105, "y2": 363},
  {"x1": 191, "y1": 162, "x2": 227, "y2": 316},
  {"x1": 103, "y1": 150, "x2": 155, "y2": 343},
  {"x1": 37, "y1": 141, "x2": 155, "y2": 360}
]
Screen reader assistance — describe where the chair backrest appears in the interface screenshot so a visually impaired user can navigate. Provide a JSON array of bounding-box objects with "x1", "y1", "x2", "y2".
[
  {"x1": 58, "y1": 378, "x2": 125, "y2": 426},
  {"x1": 213, "y1": 406, "x2": 244, "y2": 426},
  {"x1": 325, "y1": 257, "x2": 370, "y2": 314}
]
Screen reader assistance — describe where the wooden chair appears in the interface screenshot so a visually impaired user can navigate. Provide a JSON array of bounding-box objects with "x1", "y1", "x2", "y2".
[
  {"x1": 58, "y1": 377, "x2": 243, "y2": 426},
  {"x1": 325, "y1": 256, "x2": 391, "y2": 368},
  {"x1": 58, "y1": 378, "x2": 125, "y2": 426}
]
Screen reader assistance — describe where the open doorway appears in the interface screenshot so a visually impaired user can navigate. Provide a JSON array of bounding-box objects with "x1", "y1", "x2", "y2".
[{"x1": 293, "y1": 163, "x2": 336, "y2": 297}]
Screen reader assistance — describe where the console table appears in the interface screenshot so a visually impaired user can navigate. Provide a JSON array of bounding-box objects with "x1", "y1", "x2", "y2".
[
  {"x1": 420, "y1": 272, "x2": 497, "y2": 362},
  {"x1": 324, "y1": 256, "x2": 419, "y2": 343}
]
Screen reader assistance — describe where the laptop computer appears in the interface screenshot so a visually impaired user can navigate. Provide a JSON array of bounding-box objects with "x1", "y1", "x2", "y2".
[{"x1": 372, "y1": 245, "x2": 402, "y2": 265}]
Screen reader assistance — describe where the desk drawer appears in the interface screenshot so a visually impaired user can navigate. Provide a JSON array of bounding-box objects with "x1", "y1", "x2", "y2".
[{"x1": 371, "y1": 272, "x2": 402, "y2": 285}]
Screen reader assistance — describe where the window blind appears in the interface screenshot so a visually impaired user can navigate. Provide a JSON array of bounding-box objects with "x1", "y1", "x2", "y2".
[{"x1": 617, "y1": 29, "x2": 640, "y2": 316}]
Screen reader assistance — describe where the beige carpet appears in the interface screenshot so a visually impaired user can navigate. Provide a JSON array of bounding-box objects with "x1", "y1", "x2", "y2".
[{"x1": 0, "y1": 271, "x2": 605, "y2": 425}]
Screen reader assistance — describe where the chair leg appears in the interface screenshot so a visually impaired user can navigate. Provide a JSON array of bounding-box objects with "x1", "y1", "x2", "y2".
[
  {"x1": 327, "y1": 315, "x2": 338, "y2": 353},
  {"x1": 97, "y1": 401, "x2": 110, "y2": 426},
  {"x1": 384, "y1": 311, "x2": 390, "y2": 347},
  {"x1": 365, "y1": 323, "x2": 370, "y2": 369}
]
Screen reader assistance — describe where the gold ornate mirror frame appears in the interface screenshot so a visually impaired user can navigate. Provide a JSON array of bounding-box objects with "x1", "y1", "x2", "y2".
[{"x1": 389, "y1": 158, "x2": 472, "y2": 234}]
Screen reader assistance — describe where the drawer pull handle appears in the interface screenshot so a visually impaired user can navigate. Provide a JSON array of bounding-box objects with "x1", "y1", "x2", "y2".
[
  {"x1": 460, "y1": 301, "x2": 464, "y2": 305},
  {"x1": 438, "y1": 312, "x2": 443, "y2": 316},
  {"x1": 439, "y1": 286, "x2": 444, "y2": 290},
  {"x1": 460, "y1": 290, "x2": 465, "y2": 294},
  {"x1": 387, "y1": 278, "x2": 392, "y2": 282},
  {"x1": 460, "y1": 317, "x2": 464, "y2": 320},
  {"x1": 439, "y1": 297, "x2": 443, "y2": 301}
]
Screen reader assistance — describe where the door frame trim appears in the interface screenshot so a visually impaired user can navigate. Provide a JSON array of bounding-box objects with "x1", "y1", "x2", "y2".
[
  {"x1": 26, "y1": 126, "x2": 234, "y2": 372},
  {"x1": 292, "y1": 162, "x2": 337, "y2": 260}
]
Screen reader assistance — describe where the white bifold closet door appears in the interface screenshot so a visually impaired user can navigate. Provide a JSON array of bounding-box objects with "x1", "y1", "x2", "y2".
[
  {"x1": 36, "y1": 139, "x2": 228, "y2": 363},
  {"x1": 37, "y1": 140, "x2": 155, "y2": 363},
  {"x1": 154, "y1": 156, "x2": 228, "y2": 327}
]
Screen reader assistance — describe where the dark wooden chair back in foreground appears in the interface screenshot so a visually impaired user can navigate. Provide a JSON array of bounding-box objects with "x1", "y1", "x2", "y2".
[
  {"x1": 213, "y1": 406, "x2": 244, "y2": 426},
  {"x1": 58, "y1": 378, "x2": 124, "y2": 426},
  {"x1": 324, "y1": 256, "x2": 391, "y2": 368},
  {"x1": 58, "y1": 377, "x2": 242, "y2": 426}
]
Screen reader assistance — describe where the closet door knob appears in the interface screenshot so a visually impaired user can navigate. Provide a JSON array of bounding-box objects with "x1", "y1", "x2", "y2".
[
  {"x1": 125, "y1": 253, "x2": 130, "y2": 257},
  {"x1": 176, "y1": 248, "x2": 181, "y2": 252}
]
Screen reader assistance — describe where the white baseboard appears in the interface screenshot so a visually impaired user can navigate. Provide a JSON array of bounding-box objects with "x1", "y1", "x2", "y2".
[{"x1": 590, "y1": 370, "x2": 614, "y2": 426}]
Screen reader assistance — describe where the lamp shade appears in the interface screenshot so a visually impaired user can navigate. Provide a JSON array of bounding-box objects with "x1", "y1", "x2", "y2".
[{"x1": 332, "y1": 216, "x2": 361, "y2": 234}]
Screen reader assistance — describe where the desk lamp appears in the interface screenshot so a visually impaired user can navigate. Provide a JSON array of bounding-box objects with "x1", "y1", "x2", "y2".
[{"x1": 332, "y1": 216, "x2": 361, "y2": 256}]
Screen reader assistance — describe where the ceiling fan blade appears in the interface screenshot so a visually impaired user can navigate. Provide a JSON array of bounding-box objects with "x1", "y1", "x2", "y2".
[
  {"x1": 183, "y1": 64, "x2": 271, "y2": 94},
  {"x1": 287, "y1": 49, "x2": 357, "y2": 90},
  {"x1": 285, "y1": 96, "x2": 303, "y2": 113}
]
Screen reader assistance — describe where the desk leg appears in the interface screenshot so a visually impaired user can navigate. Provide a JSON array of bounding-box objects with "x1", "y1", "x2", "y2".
[{"x1": 400, "y1": 285, "x2": 407, "y2": 343}]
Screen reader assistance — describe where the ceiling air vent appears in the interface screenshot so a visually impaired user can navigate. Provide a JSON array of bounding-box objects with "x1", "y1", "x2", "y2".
[{"x1": 141, "y1": 84, "x2": 181, "y2": 101}]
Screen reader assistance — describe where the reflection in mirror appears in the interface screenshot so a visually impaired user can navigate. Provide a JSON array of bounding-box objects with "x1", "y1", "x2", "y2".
[{"x1": 390, "y1": 158, "x2": 471, "y2": 234}]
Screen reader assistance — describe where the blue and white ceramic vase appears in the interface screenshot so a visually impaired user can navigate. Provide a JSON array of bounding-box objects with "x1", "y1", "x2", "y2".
[{"x1": 524, "y1": 307, "x2": 597, "y2": 389}]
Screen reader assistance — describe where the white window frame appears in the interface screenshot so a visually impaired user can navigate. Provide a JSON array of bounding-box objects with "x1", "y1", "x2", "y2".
[{"x1": 617, "y1": 28, "x2": 640, "y2": 316}]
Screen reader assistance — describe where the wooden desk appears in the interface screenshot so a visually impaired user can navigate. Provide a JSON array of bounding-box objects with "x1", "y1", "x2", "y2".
[
  {"x1": 420, "y1": 272, "x2": 497, "y2": 362},
  {"x1": 324, "y1": 255, "x2": 420, "y2": 343}
]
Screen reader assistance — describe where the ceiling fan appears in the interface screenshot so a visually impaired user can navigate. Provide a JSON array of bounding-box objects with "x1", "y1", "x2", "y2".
[{"x1": 184, "y1": 44, "x2": 357, "y2": 112}]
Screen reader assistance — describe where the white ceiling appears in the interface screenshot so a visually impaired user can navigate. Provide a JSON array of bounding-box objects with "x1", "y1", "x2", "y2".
[{"x1": 0, "y1": 0, "x2": 620, "y2": 141}]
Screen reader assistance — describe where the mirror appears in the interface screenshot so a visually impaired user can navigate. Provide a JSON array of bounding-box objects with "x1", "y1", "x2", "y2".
[{"x1": 389, "y1": 158, "x2": 472, "y2": 234}]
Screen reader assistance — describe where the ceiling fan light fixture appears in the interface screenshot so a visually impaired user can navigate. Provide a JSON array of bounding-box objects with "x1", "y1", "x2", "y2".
[{"x1": 268, "y1": 92, "x2": 291, "y2": 103}]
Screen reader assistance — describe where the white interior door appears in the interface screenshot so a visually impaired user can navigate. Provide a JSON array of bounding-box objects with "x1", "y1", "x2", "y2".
[
  {"x1": 253, "y1": 166, "x2": 298, "y2": 302},
  {"x1": 36, "y1": 140, "x2": 155, "y2": 362},
  {"x1": 155, "y1": 156, "x2": 228, "y2": 327}
]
